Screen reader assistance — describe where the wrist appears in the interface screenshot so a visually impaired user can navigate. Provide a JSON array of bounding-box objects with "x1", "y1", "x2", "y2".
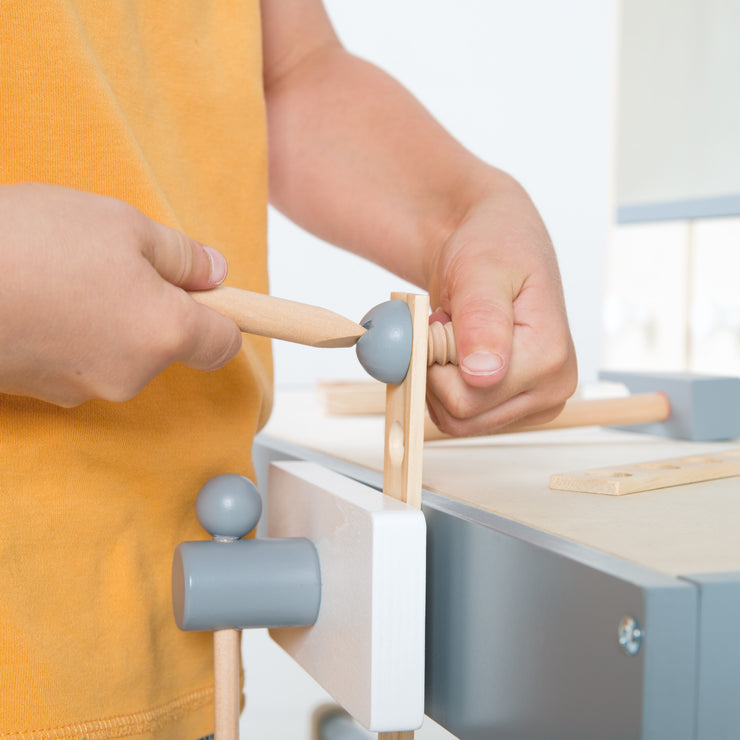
[{"x1": 421, "y1": 165, "x2": 530, "y2": 294}]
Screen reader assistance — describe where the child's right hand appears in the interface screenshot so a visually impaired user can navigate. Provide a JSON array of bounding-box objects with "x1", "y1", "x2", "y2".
[{"x1": 0, "y1": 183, "x2": 243, "y2": 407}]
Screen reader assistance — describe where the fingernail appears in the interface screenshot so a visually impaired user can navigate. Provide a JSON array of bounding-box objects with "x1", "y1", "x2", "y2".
[
  {"x1": 461, "y1": 352, "x2": 504, "y2": 376},
  {"x1": 204, "y1": 245, "x2": 228, "y2": 284}
]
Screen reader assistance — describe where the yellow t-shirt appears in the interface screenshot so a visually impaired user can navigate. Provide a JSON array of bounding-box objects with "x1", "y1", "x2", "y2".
[{"x1": 0, "y1": 3, "x2": 271, "y2": 738}]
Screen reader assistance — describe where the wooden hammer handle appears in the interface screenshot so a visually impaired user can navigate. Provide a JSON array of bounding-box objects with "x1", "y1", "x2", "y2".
[
  {"x1": 189, "y1": 286, "x2": 366, "y2": 348},
  {"x1": 424, "y1": 391, "x2": 672, "y2": 440},
  {"x1": 213, "y1": 628, "x2": 240, "y2": 740},
  {"x1": 319, "y1": 382, "x2": 671, "y2": 436}
]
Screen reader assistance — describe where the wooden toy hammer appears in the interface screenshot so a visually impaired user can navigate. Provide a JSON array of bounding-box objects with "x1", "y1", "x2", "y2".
[{"x1": 191, "y1": 287, "x2": 740, "y2": 442}]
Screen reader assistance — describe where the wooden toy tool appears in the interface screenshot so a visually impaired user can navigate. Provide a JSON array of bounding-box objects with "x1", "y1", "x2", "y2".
[
  {"x1": 427, "y1": 369, "x2": 740, "y2": 441},
  {"x1": 189, "y1": 286, "x2": 367, "y2": 348},
  {"x1": 321, "y1": 372, "x2": 740, "y2": 443},
  {"x1": 189, "y1": 286, "x2": 455, "y2": 384}
]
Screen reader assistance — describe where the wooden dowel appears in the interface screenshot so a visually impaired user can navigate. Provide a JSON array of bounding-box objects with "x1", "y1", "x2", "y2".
[
  {"x1": 319, "y1": 382, "x2": 672, "y2": 439},
  {"x1": 424, "y1": 392, "x2": 672, "y2": 440},
  {"x1": 190, "y1": 286, "x2": 366, "y2": 348},
  {"x1": 214, "y1": 628, "x2": 240, "y2": 740}
]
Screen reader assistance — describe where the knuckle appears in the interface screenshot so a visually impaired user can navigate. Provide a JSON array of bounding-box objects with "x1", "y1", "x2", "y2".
[
  {"x1": 170, "y1": 230, "x2": 194, "y2": 286},
  {"x1": 193, "y1": 330, "x2": 242, "y2": 371},
  {"x1": 539, "y1": 337, "x2": 575, "y2": 381}
]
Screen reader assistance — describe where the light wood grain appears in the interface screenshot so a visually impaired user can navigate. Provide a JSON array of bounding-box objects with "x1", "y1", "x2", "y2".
[
  {"x1": 383, "y1": 293, "x2": 429, "y2": 507},
  {"x1": 190, "y1": 286, "x2": 366, "y2": 348},
  {"x1": 551, "y1": 448, "x2": 740, "y2": 495},
  {"x1": 214, "y1": 628, "x2": 240, "y2": 740}
]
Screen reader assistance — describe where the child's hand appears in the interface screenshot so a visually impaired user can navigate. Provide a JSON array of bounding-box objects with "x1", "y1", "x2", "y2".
[
  {"x1": 425, "y1": 177, "x2": 577, "y2": 436},
  {"x1": 0, "y1": 183, "x2": 243, "y2": 406}
]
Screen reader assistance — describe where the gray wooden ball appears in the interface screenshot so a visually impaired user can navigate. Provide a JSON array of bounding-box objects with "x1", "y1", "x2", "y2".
[
  {"x1": 195, "y1": 474, "x2": 262, "y2": 540},
  {"x1": 355, "y1": 299, "x2": 413, "y2": 385}
]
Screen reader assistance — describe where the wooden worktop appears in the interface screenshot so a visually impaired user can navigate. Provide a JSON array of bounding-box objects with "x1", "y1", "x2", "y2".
[{"x1": 262, "y1": 388, "x2": 740, "y2": 578}]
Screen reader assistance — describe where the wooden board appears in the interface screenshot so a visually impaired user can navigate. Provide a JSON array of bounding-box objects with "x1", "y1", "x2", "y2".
[
  {"x1": 383, "y1": 293, "x2": 429, "y2": 508},
  {"x1": 267, "y1": 461, "x2": 426, "y2": 732},
  {"x1": 551, "y1": 448, "x2": 740, "y2": 495}
]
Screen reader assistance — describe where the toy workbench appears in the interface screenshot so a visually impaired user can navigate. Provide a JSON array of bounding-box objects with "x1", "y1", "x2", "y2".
[{"x1": 254, "y1": 388, "x2": 740, "y2": 740}]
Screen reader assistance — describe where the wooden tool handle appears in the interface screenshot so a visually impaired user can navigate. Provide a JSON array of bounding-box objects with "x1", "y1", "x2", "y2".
[
  {"x1": 424, "y1": 391, "x2": 672, "y2": 440},
  {"x1": 319, "y1": 382, "x2": 672, "y2": 437},
  {"x1": 214, "y1": 628, "x2": 240, "y2": 740},
  {"x1": 190, "y1": 286, "x2": 366, "y2": 348}
]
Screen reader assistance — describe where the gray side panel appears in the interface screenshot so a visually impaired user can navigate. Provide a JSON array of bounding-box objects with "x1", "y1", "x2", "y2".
[
  {"x1": 641, "y1": 585, "x2": 699, "y2": 739},
  {"x1": 681, "y1": 573, "x2": 740, "y2": 740},
  {"x1": 423, "y1": 504, "x2": 697, "y2": 740}
]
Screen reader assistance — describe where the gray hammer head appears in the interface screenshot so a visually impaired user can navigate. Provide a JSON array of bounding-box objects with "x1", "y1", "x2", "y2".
[
  {"x1": 599, "y1": 370, "x2": 740, "y2": 441},
  {"x1": 355, "y1": 299, "x2": 413, "y2": 385}
]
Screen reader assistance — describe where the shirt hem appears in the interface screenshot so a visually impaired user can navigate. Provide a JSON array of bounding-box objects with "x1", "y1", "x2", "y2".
[{"x1": 0, "y1": 685, "x2": 214, "y2": 740}]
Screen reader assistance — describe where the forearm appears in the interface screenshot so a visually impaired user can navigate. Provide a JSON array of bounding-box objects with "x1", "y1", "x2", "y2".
[{"x1": 264, "y1": 42, "x2": 515, "y2": 289}]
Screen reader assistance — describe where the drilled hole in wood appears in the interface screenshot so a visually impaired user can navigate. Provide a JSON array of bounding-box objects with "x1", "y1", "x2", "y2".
[
  {"x1": 388, "y1": 420, "x2": 405, "y2": 467},
  {"x1": 586, "y1": 471, "x2": 632, "y2": 478}
]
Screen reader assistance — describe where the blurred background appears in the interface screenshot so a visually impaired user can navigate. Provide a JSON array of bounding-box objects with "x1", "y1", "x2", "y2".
[{"x1": 247, "y1": 0, "x2": 740, "y2": 736}]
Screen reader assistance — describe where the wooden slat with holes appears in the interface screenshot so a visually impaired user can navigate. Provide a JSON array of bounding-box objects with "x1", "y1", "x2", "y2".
[
  {"x1": 550, "y1": 449, "x2": 740, "y2": 495},
  {"x1": 380, "y1": 293, "x2": 429, "y2": 740}
]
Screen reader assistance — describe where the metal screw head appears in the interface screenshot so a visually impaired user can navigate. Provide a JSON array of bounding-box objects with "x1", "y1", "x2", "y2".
[{"x1": 618, "y1": 615, "x2": 643, "y2": 656}]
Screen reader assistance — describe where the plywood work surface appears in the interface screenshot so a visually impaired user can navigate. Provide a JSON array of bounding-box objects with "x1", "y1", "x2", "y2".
[{"x1": 262, "y1": 389, "x2": 740, "y2": 578}]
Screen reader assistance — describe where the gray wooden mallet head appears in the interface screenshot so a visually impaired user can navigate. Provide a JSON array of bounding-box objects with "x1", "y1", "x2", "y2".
[
  {"x1": 172, "y1": 474, "x2": 320, "y2": 631},
  {"x1": 600, "y1": 370, "x2": 740, "y2": 441}
]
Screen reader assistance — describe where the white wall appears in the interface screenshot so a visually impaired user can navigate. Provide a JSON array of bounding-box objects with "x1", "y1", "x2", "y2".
[
  {"x1": 618, "y1": 0, "x2": 740, "y2": 208},
  {"x1": 268, "y1": 0, "x2": 617, "y2": 389}
]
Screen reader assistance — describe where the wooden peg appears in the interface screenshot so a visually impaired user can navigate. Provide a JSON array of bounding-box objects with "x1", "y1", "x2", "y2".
[
  {"x1": 189, "y1": 286, "x2": 366, "y2": 348},
  {"x1": 424, "y1": 391, "x2": 672, "y2": 439},
  {"x1": 427, "y1": 321, "x2": 457, "y2": 366},
  {"x1": 214, "y1": 629, "x2": 240, "y2": 740},
  {"x1": 318, "y1": 382, "x2": 673, "y2": 441}
]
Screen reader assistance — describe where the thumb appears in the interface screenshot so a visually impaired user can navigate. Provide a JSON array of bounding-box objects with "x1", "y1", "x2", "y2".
[
  {"x1": 447, "y1": 266, "x2": 515, "y2": 388},
  {"x1": 141, "y1": 220, "x2": 228, "y2": 290}
]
